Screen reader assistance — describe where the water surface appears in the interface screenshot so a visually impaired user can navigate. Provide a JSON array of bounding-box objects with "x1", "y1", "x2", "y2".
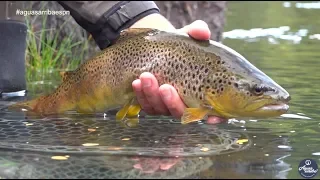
[{"x1": 0, "y1": 1, "x2": 319, "y2": 179}]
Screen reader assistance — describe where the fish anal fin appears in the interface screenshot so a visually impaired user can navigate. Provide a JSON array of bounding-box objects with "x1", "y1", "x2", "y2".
[{"x1": 181, "y1": 108, "x2": 210, "y2": 124}]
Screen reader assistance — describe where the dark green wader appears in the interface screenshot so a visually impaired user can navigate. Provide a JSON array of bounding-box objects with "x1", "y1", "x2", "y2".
[{"x1": 0, "y1": 1, "x2": 27, "y2": 99}]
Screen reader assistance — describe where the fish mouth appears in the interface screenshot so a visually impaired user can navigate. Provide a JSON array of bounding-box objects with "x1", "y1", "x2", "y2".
[{"x1": 259, "y1": 102, "x2": 289, "y2": 112}]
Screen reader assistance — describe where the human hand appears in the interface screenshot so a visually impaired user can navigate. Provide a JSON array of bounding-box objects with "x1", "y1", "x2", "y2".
[{"x1": 132, "y1": 20, "x2": 226, "y2": 124}]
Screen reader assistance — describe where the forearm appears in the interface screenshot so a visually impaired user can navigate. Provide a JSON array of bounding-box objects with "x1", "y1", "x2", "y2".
[{"x1": 57, "y1": 1, "x2": 170, "y2": 49}]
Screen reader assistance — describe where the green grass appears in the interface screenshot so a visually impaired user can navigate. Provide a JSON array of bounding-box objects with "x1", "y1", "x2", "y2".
[{"x1": 24, "y1": 11, "x2": 90, "y2": 83}]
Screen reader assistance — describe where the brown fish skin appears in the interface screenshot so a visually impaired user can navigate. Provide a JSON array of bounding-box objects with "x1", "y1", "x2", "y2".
[{"x1": 8, "y1": 28, "x2": 291, "y2": 123}]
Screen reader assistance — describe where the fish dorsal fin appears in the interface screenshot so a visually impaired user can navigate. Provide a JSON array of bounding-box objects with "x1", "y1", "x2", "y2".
[
  {"x1": 114, "y1": 28, "x2": 159, "y2": 44},
  {"x1": 59, "y1": 71, "x2": 74, "y2": 81}
]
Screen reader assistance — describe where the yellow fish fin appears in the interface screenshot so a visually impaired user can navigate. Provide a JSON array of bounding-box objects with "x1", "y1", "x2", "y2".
[
  {"x1": 126, "y1": 100, "x2": 141, "y2": 118},
  {"x1": 116, "y1": 98, "x2": 141, "y2": 121},
  {"x1": 116, "y1": 101, "x2": 131, "y2": 121},
  {"x1": 181, "y1": 108, "x2": 210, "y2": 124}
]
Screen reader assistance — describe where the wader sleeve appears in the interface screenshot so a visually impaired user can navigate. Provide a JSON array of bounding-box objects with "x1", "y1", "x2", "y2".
[{"x1": 57, "y1": 1, "x2": 160, "y2": 50}]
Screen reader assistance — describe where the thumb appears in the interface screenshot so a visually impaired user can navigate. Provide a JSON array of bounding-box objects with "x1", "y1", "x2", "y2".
[{"x1": 176, "y1": 20, "x2": 211, "y2": 40}]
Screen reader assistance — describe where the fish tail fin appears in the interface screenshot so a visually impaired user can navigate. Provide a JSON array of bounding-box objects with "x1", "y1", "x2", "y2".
[{"x1": 7, "y1": 95, "x2": 45, "y2": 112}]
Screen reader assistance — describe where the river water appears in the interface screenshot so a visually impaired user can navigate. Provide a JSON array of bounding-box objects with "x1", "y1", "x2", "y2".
[{"x1": 0, "y1": 1, "x2": 319, "y2": 179}]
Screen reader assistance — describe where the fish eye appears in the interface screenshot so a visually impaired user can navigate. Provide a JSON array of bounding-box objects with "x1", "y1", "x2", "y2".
[{"x1": 252, "y1": 85, "x2": 264, "y2": 96}]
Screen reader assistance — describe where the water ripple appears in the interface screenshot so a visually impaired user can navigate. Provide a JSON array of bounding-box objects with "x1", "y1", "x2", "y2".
[
  {"x1": 283, "y1": 1, "x2": 320, "y2": 9},
  {"x1": 223, "y1": 26, "x2": 311, "y2": 44}
]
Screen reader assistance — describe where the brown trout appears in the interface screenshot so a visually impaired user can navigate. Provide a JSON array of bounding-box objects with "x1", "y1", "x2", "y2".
[{"x1": 8, "y1": 28, "x2": 291, "y2": 124}]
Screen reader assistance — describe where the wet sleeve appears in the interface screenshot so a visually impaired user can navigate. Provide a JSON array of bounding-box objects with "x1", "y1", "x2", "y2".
[{"x1": 57, "y1": 1, "x2": 160, "y2": 49}]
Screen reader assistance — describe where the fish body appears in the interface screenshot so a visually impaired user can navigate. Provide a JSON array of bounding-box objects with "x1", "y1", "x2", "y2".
[{"x1": 9, "y1": 28, "x2": 291, "y2": 124}]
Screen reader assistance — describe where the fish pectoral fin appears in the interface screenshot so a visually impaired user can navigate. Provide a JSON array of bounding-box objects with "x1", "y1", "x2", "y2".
[
  {"x1": 116, "y1": 102, "x2": 131, "y2": 121},
  {"x1": 116, "y1": 98, "x2": 141, "y2": 121},
  {"x1": 126, "y1": 104, "x2": 141, "y2": 118},
  {"x1": 181, "y1": 108, "x2": 210, "y2": 124}
]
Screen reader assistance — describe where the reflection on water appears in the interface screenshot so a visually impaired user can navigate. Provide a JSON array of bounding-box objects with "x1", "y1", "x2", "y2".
[{"x1": 0, "y1": 1, "x2": 319, "y2": 179}]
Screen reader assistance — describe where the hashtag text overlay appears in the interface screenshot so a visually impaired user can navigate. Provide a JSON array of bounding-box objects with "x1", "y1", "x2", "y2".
[{"x1": 16, "y1": 9, "x2": 70, "y2": 16}]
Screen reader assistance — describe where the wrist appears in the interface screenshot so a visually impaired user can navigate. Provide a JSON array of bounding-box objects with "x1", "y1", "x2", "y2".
[{"x1": 130, "y1": 13, "x2": 176, "y2": 31}]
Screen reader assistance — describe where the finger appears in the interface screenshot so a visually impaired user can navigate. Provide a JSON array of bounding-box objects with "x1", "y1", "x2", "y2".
[
  {"x1": 139, "y1": 72, "x2": 171, "y2": 116},
  {"x1": 206, "y1": 116, "x2": 227, "y2": 124},
  {"x1": 132, "y1": 79, "x2": 156, "y2": 115},
  {"x1": 177, "y1": 20, "x2": 211, "y2": 40},
  {"x1": 159, "y1": 84, "x2": 187, "y2": 118}
]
